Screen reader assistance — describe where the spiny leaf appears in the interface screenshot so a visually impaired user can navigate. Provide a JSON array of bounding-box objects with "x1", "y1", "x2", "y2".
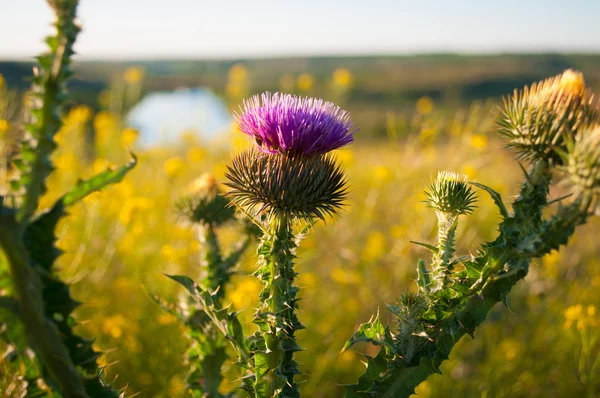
[
  {"x1": 343, "y1": 312, "x2": 395, "y2": 353},
  {"x1": 470, "y1": 182, "x2": 509, "y2": 218},
  {"x1": 409, "y1": 241, "x2": 438, "y2": 253},
  {"x1": 61, "y1": 154, "x2": 137, "y2": 207}
]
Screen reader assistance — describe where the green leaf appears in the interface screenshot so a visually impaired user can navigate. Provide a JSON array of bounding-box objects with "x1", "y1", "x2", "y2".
[
  {"x1": 416, "y1": 259, "x2": 432, "y2": 294},
  {"x1": 165, "y1": 274, "x2": 198, "y2": 296},
  {"x1": 409, "y1": 241, "x2": 438, "y2": 253},
  {"x1": 470, "y1": 182, "x2": 509, "y2": 218},
  {"x1": 343, "y1": 312, "x2": 395, "y2": 353},
  {"x1": 62, "y1": 155, "x2": 137, "y2": 207}
]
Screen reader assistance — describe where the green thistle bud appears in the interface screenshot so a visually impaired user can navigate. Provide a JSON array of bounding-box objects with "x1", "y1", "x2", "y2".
[
  {"x1": 563, "y1": 125, "x2": 600, "y2": 214},
  {"x1": 424, "y1": 171, "x2": 477, "y2": 216},
  {"x1": 176, "y1": 173, "x2": 235, "y2": 226},
  {"x1": 498, "y1": 69, "x2": 599, "y2": 163},
  {"x1": 225, "y1": 150, "x2": 347, "y2": 221}
]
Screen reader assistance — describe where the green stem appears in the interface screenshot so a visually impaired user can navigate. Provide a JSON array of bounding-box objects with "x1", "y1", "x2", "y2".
[
  {"x1": 253, "y1": 215, "x2": 302, "y2": 398},
  {"x1": 0, "y1": 212, "x2": 87, "y2": 398},
  {"x1": 198, "y1": 225, "x2": 223, "y2": 298},
  {"x1": 17, "y1": 0, "x2": 80, "y2": 222},
  {"x1": 431, "y1": 211, "x2": 458, "y2": 289}
]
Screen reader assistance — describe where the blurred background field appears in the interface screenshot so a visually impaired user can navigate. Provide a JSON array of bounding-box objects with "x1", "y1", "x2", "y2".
[
  {"x1": 1, "y1": 57, "x2": 600, "y2": 397},
  {"x1": 2, "y1": 1, "x2": 600, "y2": 394}
]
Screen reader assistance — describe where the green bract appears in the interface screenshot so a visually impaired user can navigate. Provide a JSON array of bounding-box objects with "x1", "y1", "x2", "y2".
[
  {"x1": 498, "y1": 69, "x2": 599, "y2": 163},
  {"x1": 177, "y1": 174, "x2": 236, "y2": 226},
  {"x1": 225, "y1": 150, "x2": 348, "y2": 221},
  {"x1": 424, "y1": 171, "x2": 477, "y2": 215},
  {"x1": 563, "y1": 125, "x2": 600, "y2": 214}
]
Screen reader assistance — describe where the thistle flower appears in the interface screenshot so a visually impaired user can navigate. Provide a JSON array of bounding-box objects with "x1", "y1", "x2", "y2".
[
  {"x1": 177, "y1": 173, "x2": 235, "y2": 226},
  {"x1": 225, "y1": 150, "x2": 347, "y2": 220},
  {"x1": 235, "y1": 92, "x2": 357, "y2": 155},
  {"x1": 498, "y1": 69, "x2": 599, "y2": 163},
  {"x1": 563, "y1": 125, "x2": 600, "y2": 214},
  {"x1": 425, "y1": 171, "x2": 477, "y2": 216}
]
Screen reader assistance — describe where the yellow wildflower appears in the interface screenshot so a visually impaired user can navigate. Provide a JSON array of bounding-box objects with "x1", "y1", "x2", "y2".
[
  {"x1": 296, "y1": 73, "x2": 314, "y2": 92},
  {"x1": 471, "y1": 134, "x2": 488, "y2": 150},
  {"x1": 373, "y1": 165, "x2": 394, "y2": 185},
  {"x1": 362, "y1": 231, "x2": 387, "y2": 261},
  {"x1": 68, "y1": 105, "x2": 92, "y2": 124},
  {"x1": 186, "y1": 146, "x2": 207, "y2": 162},
  {"x1": 298, "y1": 272, "x2": 318, "y2": 288},
  {"x1": 334, "y1": 149, "x2": 354, "y2": 167},
  {"x1": 164, "y1": 157, "x2": 185, "y2": 178},
  {"x1": 157, "y1": 313, "x2": 176, "y2": 325},
  {"x1": 229, "y1": 279, "x2": 261, "y2": 309},
  {"x1": 564, "y1": 304, "x2": 583, "y2": 329},
  {"x1": 102, "y1": 314, "x2": 128, "y2": 339},
  {"x1": 333, "y1": 68, "x2": 353, "y2": 88},
  {"x1": 330, "y1": 267, "x2": 361, "y2": 285},
  {"x1": 123, "y1": 66, "x2": 145, "y2": 84},
  {"x1": 119, "y1": 196, "x2": 152, "y2": 225},
  {"x1": 228, "y1": 63, "x2": 248, "y2": 81},
  {"x1": 462, "y1": 164, "x2": 477, "y2": 179},
  {"x1": 0, "y1": 119, "x2": 10, "y2": 135},
  {"x1": 91, "y1": 158, "x2": 112, "y2": 174},
  {"x1": 120, "y1": 127, "x2": 139, "y2": 148},
  {"x1": 416, "y1": 96, "x2": 434, "y2": 115}
]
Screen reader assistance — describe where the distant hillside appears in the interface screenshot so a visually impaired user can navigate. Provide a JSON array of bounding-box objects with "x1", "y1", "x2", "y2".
[{"x1": 2, "y1": 53, "x2": 600, "y2": 137}]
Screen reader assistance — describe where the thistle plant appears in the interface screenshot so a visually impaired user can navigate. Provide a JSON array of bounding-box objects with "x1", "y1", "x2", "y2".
[
  {"x1": 170, "y1": 92, "x2": 356, "y2": 397},
  {"x1": 156, "y1": 173, "x2": 254, "y2": 397},
  {"x1": 0, "y1": 1, "x2": 135, "y2": 396},
  {"x1": 343, "y1": 70, "x2": 600, "y2": 397}
]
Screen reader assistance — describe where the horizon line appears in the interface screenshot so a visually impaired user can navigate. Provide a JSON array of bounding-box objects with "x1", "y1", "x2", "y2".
[{"x1": 2, "y1": 49, "x2": 600, "y2": 63}]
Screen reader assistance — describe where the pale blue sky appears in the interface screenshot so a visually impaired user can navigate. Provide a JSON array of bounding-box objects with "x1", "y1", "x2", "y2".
[{"x1": 1, "y1": 0, "x2": 599, "y2": 60}]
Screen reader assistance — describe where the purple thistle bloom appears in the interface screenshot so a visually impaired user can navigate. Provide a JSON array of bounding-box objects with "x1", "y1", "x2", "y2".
[{"x1": 235, "y1": 92, "x2": 357, "y2": 155}]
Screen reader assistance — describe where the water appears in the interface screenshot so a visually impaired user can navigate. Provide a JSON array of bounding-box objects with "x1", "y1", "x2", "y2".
[{"x1": 126, "y1": 87, "x2": 232, "y2": 147}]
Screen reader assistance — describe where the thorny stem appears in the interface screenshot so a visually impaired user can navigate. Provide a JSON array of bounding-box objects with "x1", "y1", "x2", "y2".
[
  {"x1": 17, "y1": 1, "x2": 80, "y2": 223},
  {"x1": 0, "y1": 212, "x2": 88, "y2": 398},
  {"x1": 254, "y1": 214, "x2": 302, "y2": 397},
  {"x1": 198, "y1": 225, "x2": 224, "y2": 300},
  {"x1": 431, "y1": 211, "x2": 458, "y2": 289}
]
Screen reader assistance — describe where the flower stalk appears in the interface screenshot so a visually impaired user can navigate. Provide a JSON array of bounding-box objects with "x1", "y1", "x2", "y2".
[{"x1": 252, "y1": 214, "x2": 302, "y2": 397}]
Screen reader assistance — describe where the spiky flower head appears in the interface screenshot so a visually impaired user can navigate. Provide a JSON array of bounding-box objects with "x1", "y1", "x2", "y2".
[
  {"x1": 424, "y1": 171, "x2": 477, "y2": 215},
  {"x1": 562, "y1": 125, "x2": 600, "y2": 214},
  {"x1": 235, "y1": 92, "x2": 357, "y2": 155},
  {"x1": 498, "y1": 69, "x2": 599, "y2": 163},
  {"x1": 225, "y1": 150, "x2": 347, "y2": 221},
  {"x1": 176, "y1": 173, "x2": 235, "y2": 226}
]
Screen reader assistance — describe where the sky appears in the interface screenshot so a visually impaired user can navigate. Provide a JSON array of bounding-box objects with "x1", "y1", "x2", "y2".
[{"x1": 1, "y1": 0, "x2": 600, "y2": 60}]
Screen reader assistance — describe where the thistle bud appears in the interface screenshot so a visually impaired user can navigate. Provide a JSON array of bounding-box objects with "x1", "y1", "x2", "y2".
[
  {"x1": 498, "y1": 69, "x2": 599, "y2": 163},
  {"x1": 176, "y1": 173, "x2": 235, "y2": 226},
  {"x1": 225, "y1": 150, "x2": 347, "y2": 221},
  {"x1": 424, "y1": 171, "x2": 477, "y2": 216},
  {"x1": 563, "y1": 125, "x2": 600, "y2": 214}
]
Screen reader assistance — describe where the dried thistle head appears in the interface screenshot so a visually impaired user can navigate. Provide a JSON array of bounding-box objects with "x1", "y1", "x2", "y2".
[
  {"x1": 562, "y1": 125, "x2": 600, "y2": 214},
  {"x1": 176, "y1": 173, "x2": 235, "y2": 226},
  {"x1": 225, "y1": 150, "x2": 348, "y2": 221},
  {"x1": 425, "y1": 171, "x2": 477, "y2": 216},
  {"x1": 498, "y1": 69, "x2": 599, "y2": 163}
]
